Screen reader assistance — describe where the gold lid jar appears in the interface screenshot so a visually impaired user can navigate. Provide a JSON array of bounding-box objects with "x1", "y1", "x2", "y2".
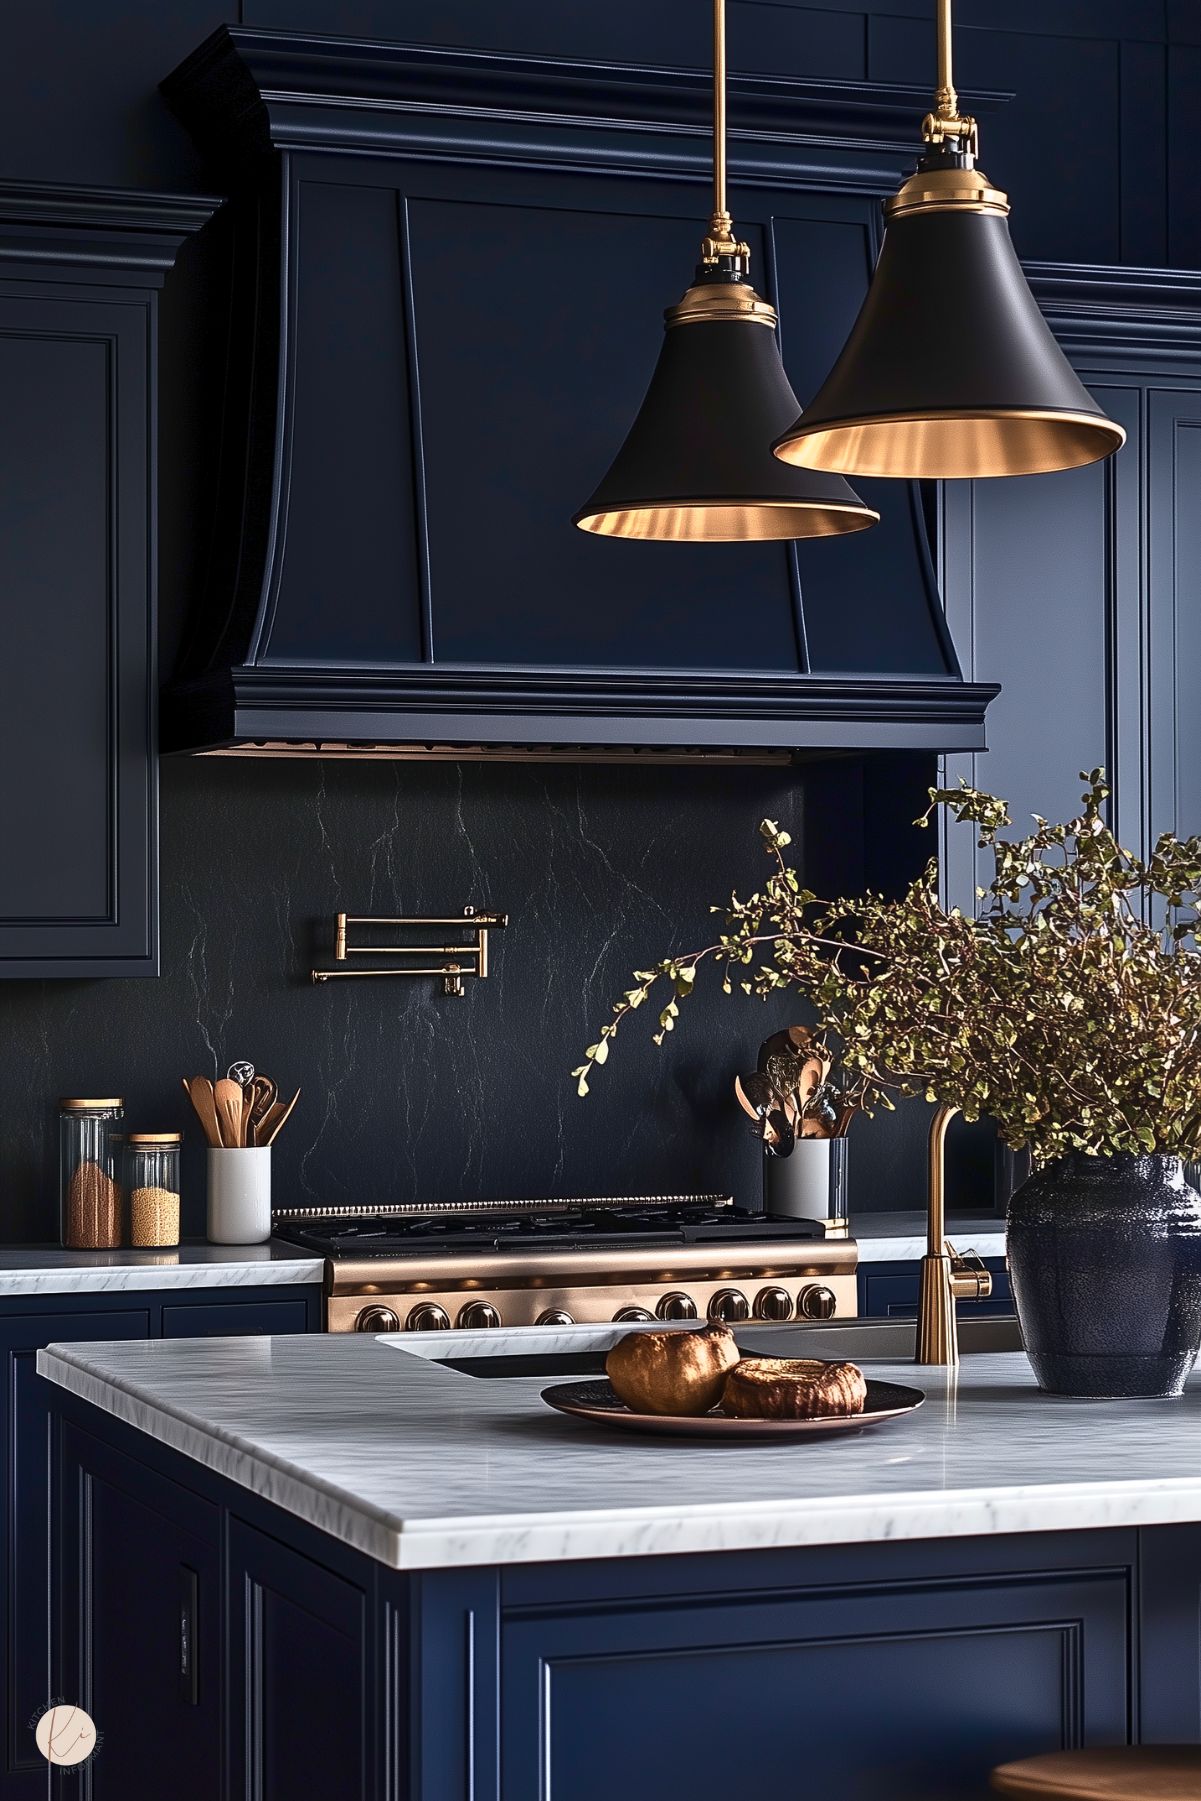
[
  {"x1": 124, "y1": 1134, "x2": 183, "y2": 1249},
  {"x1": 58, "y1": 1099, "x2": 124, "y2": 1250}
]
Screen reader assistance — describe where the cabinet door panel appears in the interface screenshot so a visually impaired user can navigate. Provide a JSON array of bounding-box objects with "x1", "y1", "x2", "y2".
[
  {"x1": 3, "y1": 1307, "x2": 148, "y2": 1797},
  {"x1": 229, "y1": 1518, "x2": 371, "y2": 1801},
  {"x1": 941, "y1": 381, "x2": 1142, "y2": 908},
  {"x1": 57, "y1": 1418, "x2": 220, "y2": 1800},
  {"x1": 1148, "y1": 389, "x2": 1201, "y2": 845},
  {"x1": 0, "y1": 289, "x2": 156, "y2": 974},
  {"x1": 503, "y1": 1565, "x2": 1129, "y2": 1800}
]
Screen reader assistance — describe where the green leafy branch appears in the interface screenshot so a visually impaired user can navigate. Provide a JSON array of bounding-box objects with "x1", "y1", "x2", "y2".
[{"x1": 574, "y1": 776, "x2": 1201, "y2": 1163}]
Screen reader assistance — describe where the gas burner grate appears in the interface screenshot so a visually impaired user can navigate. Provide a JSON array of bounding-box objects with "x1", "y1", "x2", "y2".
[{"x1": 272, "y1": 1192, "x2": 733, "y2": 1225}]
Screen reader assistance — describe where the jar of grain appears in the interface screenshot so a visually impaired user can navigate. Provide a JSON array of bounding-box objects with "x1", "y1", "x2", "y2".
[
  {"x1": 124, "y1": 1134, "x2": 182, "y2": 1248},
  {"x1": 59, "y1": 1099, "x2": 124, "y2": 1249}
]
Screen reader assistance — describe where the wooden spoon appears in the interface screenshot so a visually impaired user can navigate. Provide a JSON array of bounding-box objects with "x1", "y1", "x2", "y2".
[
  {"x1": 183, "y1": 1076, "x2": 222, "y2": 1149},
  {"x1": 246, "y1": 1074, "x2": 277, "y2": 1142},
  {"x1": 258, "y1": 1088, "x2": 301, "y2": 1147},
  {"x1": 214, "y1": 1077, "x2": 247, "y2": 1148}
]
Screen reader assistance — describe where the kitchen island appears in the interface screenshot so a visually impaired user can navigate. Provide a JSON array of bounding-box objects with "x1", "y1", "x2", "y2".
[{"x1": 38, "y1": 1321, "x2": 1201, "y2": 1799}]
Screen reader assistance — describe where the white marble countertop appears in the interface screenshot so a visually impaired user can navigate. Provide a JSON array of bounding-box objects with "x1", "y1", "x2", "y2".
[
  {"x1": 0, "y1": 1241, "x2": 323, "y2": 1296},
  {"x1": 854, "y1": 1211, "x2": 1007, "y2": 1262},
  {"x1": 38, "y1": 1319, "x2": 1201, "y2": 1574}
]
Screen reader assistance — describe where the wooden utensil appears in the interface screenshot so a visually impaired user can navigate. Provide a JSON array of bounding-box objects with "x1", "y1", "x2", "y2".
[
  {"x1": 246, "y1": 1074, "x2": 277, "y2": 1142},
  {"x1": 795, "y1": 1053, "x2": 825, "y2": 1109},
  {"x1": 257, "y1": 1088, "x2": 300, "y2": 1147},
  {"x1": 183, "y1": 1076, "x2": 222, "y2": 1149},
  {"x1": 763, "y1": 1106, "x2": 794, "y2": 1158},
  {"x1": 214, "y1": 1077, "x2": 246, "y2": 1149},
  {"x1": 734, "y1": 1071, "x2": 777, "y2": 1123},
  {"x1": 757, "y1": 1026, "x2": 811, "y2": 1074}
]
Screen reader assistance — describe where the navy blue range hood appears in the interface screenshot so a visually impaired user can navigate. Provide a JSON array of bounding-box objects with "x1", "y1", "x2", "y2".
[{"x1": 161, "y1": 28, "x2": 1000, "y2": 761}]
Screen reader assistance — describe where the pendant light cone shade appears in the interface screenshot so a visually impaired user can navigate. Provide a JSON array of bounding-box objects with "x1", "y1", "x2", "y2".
[
  {"x1": 574, "y1": 297, "x2": 880, "y2": 540},
  {"x1": 772, "y1": 0, "x2": 1125, "y2": 480},
  {"x1": 573, "y1": 0, "x2": 878, "y2": 541},
  {"x1": 772, "y1": 201, "x2": 1126, "y2": 479}
]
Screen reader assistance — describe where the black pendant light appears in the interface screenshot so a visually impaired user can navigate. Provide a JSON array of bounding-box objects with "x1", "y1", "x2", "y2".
[
  {"x1": 574, "y1": 0, "x2": 878, "y2": 541},
  {"x1": 772, "y1": 0, "x2": 1125, "y2": 480}
]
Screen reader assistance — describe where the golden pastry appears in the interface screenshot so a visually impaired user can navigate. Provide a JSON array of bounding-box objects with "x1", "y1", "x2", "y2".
[
  {"x1": 721, "y1": 1356, "x2": 866, "y2": 1420},
  {"x1": 606, "y1": 1324, "x2": 740, "y2": 1416}
]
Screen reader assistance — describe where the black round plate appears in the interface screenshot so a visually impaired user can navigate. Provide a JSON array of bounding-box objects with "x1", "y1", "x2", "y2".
[{"x1": 541, "y1": 1376, "x2": 924, "y2": 1440}]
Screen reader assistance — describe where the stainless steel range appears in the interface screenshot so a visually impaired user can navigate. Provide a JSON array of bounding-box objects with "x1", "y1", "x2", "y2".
[{"x1": 272, "y1": 1195, "x2": 858, "y2": 1333}]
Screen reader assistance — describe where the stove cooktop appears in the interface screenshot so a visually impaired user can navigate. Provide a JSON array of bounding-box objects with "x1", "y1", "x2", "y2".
[{"x1": 272, "y1": 1195, "x2": 824, "y2": 1258}]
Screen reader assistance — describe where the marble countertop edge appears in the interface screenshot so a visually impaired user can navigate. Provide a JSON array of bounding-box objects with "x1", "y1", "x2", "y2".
[
  {"x1": 38, "y1": 1346, "x2": 407, "y2": 1565},
  {"x1": 0, "y1": 1242, "x2": 323, "y2": 1294},
  {"x1": 391, "y1": 1477, "x2": 1201, "y2": 1569},
  {"x1": 40, "y1": 1340, "x2": 1201, "y2": 1573}
]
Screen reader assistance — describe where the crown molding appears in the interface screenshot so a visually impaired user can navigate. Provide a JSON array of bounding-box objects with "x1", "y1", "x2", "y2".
[
  {"x1": 163, "y1": 26, "x2": 1010, "y2": 198},
  {"x1": 0, "y1": 180, "x2": 222, "y2": 279}
]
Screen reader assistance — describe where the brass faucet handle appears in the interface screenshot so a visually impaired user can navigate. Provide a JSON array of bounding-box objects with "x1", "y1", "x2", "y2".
[{"x1": 947, "y1": 1242, "x2": 993, "y2": 1303}]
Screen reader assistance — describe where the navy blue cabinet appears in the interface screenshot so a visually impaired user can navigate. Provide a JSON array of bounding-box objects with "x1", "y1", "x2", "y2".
[
  {"x1": 53, "y1": 1384, "x2": 1197, "y2": 1801},
  {"x1": 941, "y1": 268, "x2": 1201, "y2": 906},
  {"x1": 860, "y1": 1257, "x2": 1011, "y2": 1319},
  {"x1": 3, "y1": 1281, "x2": 317, "y2": 1797},
  {"x1": 0, "y1": 185, "x2": 214, "y2": 976},
  {"x1": 499, "y1": 1542, "x2": 1128, "y2": 1801},
  {"x1": 228, "y1": 1520, "x2": 373, "y2": 1800},
  {"x1": 4, "y1": 1308, "x2": 148, "y2": 1797},
  {"x1": 56, "y1": 1418, "x2": 223, "y2": 1799}
]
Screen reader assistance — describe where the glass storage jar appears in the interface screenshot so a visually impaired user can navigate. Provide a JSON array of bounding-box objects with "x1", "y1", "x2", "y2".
[
  {"x1": 124, "y1": 1134, "x2": 182, "y2": 1248},
  {"x1": 59, "y1": 1098, "x2": 124, "y2": 1248}
]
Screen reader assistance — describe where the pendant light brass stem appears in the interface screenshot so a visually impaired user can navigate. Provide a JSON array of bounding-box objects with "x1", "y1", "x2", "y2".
[
  {"x1": 701, "y1": 0, "x2": 749, "y2": 264},
  {"x1": 934, "y1": 0, "x2": 957, "y2": 120},
  {"x1": 713, "y1": 0, "x2": 727, "y2": 222},
  {"x1": 922, "y1": 0, "x2": 977, "y2": 154}
]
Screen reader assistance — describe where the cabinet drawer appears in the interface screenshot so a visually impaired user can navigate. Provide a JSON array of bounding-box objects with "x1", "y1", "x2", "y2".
[
  {"x1": 161, "y1": 1298, "x2": 311, "y2": 1338},
  {"x1": 860, "y1": 1261, "x2": 1011, "y2": 1320}
]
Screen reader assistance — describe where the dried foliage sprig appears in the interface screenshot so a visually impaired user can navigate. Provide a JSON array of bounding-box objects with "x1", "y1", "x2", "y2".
[{"x1": 573, "y1": 773, "x2": 1201, "y2": 1163}]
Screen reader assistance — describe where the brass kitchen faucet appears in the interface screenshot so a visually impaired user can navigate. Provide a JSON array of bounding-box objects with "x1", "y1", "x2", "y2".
[{"x1": 915, "y1": 1105, "x2": 994, "y2": 1364}]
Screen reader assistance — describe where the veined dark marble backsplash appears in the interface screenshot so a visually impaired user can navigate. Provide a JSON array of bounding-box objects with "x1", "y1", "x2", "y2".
[{"x1": 0, "y1": 752, "x2": 942, "y2": 1243}]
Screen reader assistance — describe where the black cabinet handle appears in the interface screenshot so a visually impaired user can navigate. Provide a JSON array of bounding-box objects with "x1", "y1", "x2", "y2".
[{"x1": 179, "y1": 1565, "x2": 198, "y2": 1705}]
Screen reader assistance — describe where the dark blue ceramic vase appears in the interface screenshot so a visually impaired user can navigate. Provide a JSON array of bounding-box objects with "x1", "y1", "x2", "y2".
[{"x1": 1007, "y1": 1152, "x2": 1201, "y2": 1397}]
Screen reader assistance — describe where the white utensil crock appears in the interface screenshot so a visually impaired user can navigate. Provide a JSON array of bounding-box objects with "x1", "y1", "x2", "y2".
[
  {"x1": 207, "y1": 1146, "x2": 272, "y2": 1244},
  {"x1": 763, "y1": 1137, "x2": 848, "y2": 1231}
]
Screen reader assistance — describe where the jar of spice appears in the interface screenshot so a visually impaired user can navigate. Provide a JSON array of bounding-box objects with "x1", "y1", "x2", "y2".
[
  {"x1": 59, "y1": 1099, "x2": 124, "y2": 1249},
  {"x1": 124, "y1": 1134, "x2": 182, "y2": 1248}
]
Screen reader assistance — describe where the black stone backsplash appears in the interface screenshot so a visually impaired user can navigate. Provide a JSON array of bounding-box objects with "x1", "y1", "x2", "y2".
[{"x1": 0, "y1": 752, "x2": 937, "y2": 1243}]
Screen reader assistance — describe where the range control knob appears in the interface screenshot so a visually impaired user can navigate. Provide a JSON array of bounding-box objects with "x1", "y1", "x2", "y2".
[
  {"x1": 797, "y1": 1284, "x2": 837, "y2": 1321},
  {"x1": 536, "y1": 1308, "x2": 576, "y2": 1327},
  {"x1": 656, "y1": 1291, "x2": 698, "y2": 1322},
  {"x1": 613, "y1": 1306, "x2": 655, "y2": 1323},
  {"x1": 754, "y1": 1286, "x2": 794, "y2": 1322},
  {"x1": 708, "y1": 1288, "x2": 750, "y2": 1324},
  {"x1": 405, "y1": 1302, "x2": 451, "y2": 1332},
  {"x1": 354, "y1": 1304, "x2": 400, "y2": 1333},
  {"x1": 457, "y1": 1301, "x2": 502, "y2": 1330}
]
